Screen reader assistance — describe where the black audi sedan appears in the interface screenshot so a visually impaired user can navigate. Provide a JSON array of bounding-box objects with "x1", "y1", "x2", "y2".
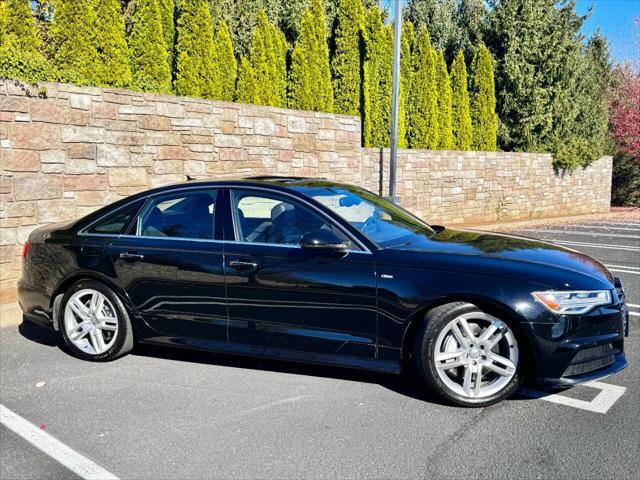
[{"x1": 18, "y1": 177, "x2": 629, "y2": 406}]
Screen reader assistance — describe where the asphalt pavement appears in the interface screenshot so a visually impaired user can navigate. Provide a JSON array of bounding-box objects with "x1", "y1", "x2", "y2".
[{"x1": 1, "y1": 218, "x2": 638, "y2": 480}]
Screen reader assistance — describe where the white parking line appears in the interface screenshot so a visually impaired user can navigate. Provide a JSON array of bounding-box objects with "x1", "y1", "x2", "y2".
[
  {"x1": 571, "y1": 225, "x2": 640, "y2": 232},
  {"x1": 608, "y1": 268, "x2": 640, "y2": 275},
  {"x1": 626, "y1": 303, "x2": 640, "y2": 308},
  {"x1": 521, "y1": 381, "x2": 627, "y2": 414},
  {"x1": 545, "y1": 240, "x2": 640, "y2": 252},
  {"x1": 572, "y1": 225, "x2": 640, "y2": 232},
  {"x1": 588, "y1": 221, "x2": 640, "y2": 226},
  {"x1": 629, "y1": 312, "x2": 640, "y2": 317},
  {"x1": 606, "y1": 264, "x2": 640, "y2": 271},
  {"x1": 518, "y1": 229, "x2": 640, "y2": 239},
  {"x1": 0, "y1": 404, "x2": 119, "y2": 480}
]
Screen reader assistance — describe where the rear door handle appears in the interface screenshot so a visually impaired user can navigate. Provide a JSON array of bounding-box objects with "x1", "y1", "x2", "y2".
[
  {"x1": 229, "y1": 260, "x2": 258, "y2": 270},
  {"x1": 119, "y1": 252, "x2": 145, "y2": 261}
]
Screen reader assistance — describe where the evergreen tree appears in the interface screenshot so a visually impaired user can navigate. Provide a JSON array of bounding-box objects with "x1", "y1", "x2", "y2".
[
  {"x1": 553, "y1": 33, "x2": 611, "y2": 168},
  {"x1": 158, "y1": 0, "x2": 175, "y2": 70},
  {"x1": 0, "y1": 0, "x2": 52, "y2": 83},
  {"x1": 362, "y1": 6, "x2": 393, "y2": 147},
  {"x1": 405, "y1": 0, "x2": 458, "y2": 56},
  {"x1": 469, "y1": 42, "x2": 497, "y2": 150},
  {"x1": 95, "y1": 0, "x2": 132, "y2": 88},
  {"x1": 174, "y1": 0, "x2": 217, "y2": 98},
  {"x1": 289, "y1": 0, "x2": 333, "y2": 112},
  {"x1": 0, "y1": 0, "x2": 41, "y2": 52},
  {"x1": 407, "y1": 25, "x2": 438, "y2": 149},
  {"x1": 435, "y1": 50, "x2": 453, "y2": 149},
  {"x1": 251, "y1": 9, "x2": 287, "y2": 107},
  {"x1": 214, "y1": 20, "x2": 237, "y2": 102},
  {"x1": 489, "y1": 0, "x2": 609, "y2": 167},
  {"x1": 398, "y1": 21, "x2": 414, "y2": 148},
  {"x1": 51, "y1": 0, "x2": 100, "y2": 85},
  {"x1": 331, "y1": 0, "x2": 365, "y2": 116},
  {"x1": 235, "y1": 56, "x2": 257, "y2": 104},
  {"x1": 450, "y1": 50, "x2": 472, "y2": 150},
  {"x1": 128, "y1": 0, "x2": 172, "y2": 93}
]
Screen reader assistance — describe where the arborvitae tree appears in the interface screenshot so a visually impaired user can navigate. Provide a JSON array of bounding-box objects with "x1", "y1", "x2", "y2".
[
  {"x1": 94, "y1": 0, "x2": 132, "y2": 88},
  {"x1": 214, "y1": 20, "x2": 237, "y2": 102},
  {"x1": 398, "y1": 21, "x2": 414, "y2": 148},
  {"x1": 235, "y1": 56, "x2": 257, "y2": 104},
  {"x1": 158, "y1": 0, "x2": 175, "y2": 69},
  {"x1": 251, "y1": 10, "x2": 287, "y2": 107},
  {"x1": 331, "y1": 0, "x2": 365, "y2": 116},
  {"x1": 363, "y1": 6, "x2": 393, "y2": 147},
  {"x1": 174, "y1": 0, "x2": 217, "y2": 98},
  {"x1": 50, "y1": 0, "x2": 100, "y2": 85},
  {"x1": 450, "y1": 50, "x2": 472, "y2": 150},
  {"x1": 0, "y1": 0, "x2": 52, "y2": 83},
  {"x1": 289, "y1": 0, "x2": 333, "y2": 112},
  {"x1": 469, "y1": 43, "x2": 497, "y2": 150},
  {"x1": 0, "y1": 0, "x2": 40, "y2": 52},
  {"x1": 407, "y1": 26, "x2": 439, "y2": 149},
  {"x1": 128, "y1": 0, "x2": 172, "y2": 93},
  {"x1": 435, "y1": 51, "x2": 453, "y2": 149}
]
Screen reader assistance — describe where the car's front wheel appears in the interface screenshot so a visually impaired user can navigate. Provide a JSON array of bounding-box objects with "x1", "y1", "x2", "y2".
[
  {"x1": 60, "y1": 280, "x2": 134, "y2": 361},
  {"x1": 415, "y1": 302, "x2": 522, "y2": 407}
]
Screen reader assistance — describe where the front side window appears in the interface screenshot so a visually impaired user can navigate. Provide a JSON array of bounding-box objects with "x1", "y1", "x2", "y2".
[
  {"x1": 86, "y1": 199, "x2": 144, "y2": 235},
  {"x1": 135, "y1": 190, "x2": 217, "y2": 240},
  {"x1": 293, "y1": 184, "x2": 435, "y2": 248},
  {"x1": 231, "y1": 190, "x2": 349, "y2": 246}
]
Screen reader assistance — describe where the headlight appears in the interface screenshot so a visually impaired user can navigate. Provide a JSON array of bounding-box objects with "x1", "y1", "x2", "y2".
[{"x1": 531, "y1": 290, "x2": 612, "y2": 315}]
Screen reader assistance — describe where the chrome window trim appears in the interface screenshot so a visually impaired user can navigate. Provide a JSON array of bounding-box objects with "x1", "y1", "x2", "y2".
[
  {"x1": 227, "y1": 185, "x2": 371, "y2": 254},
  {"x1": 78, "y1": 183, "x2": 372, "y2": 254}
]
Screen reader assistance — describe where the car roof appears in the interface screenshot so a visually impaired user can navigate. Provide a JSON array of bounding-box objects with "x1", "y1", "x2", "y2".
[{"x1": 138, "y1": 176, "x2": 351, "y2": 197}]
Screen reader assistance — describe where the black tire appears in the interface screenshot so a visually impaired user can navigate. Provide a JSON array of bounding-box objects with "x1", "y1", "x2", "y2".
[
  {"x1": 414, "y1": 302, "x2": 522, "y2": 407},
  {"x1": 59, "y1": 280, "x2": 134, "y2": 361}
]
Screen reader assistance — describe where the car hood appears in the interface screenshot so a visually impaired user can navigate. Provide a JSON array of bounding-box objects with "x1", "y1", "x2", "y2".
[{"x1": 384, "y1": 227, "x2": 614, "y2": 285}]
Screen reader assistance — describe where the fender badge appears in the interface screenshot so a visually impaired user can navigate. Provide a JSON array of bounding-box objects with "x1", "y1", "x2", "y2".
[{"x1": 380, "y1": 274, "x2": 394, "y2": 279}]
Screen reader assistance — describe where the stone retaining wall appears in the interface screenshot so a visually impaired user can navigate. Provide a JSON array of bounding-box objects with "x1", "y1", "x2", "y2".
[{"x1": 0, "y1": 80, "x2": 612, "y2": 304}]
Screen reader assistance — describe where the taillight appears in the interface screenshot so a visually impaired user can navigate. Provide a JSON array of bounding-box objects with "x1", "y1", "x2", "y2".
[{"x1": 22, "y1": 241, "x2": 29, "y2": 257}]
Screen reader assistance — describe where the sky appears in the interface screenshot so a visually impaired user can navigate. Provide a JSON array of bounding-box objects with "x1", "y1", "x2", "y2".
[{"x1": 576, "y1": 0, "x2": 639, "y2": 64}]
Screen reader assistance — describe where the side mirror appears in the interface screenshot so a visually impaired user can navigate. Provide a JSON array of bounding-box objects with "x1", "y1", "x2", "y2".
[{"x1": 300, "y1": 229, "x2": 349, "y2": 251}]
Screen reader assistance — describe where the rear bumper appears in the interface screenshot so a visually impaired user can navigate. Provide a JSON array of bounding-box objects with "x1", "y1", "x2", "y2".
[{"x1": 17, "y1": 277, "x2": 54, "y2": 329}]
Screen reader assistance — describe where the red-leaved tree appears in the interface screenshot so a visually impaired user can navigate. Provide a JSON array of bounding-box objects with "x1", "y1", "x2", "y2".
[{"x1": 609, "y1": 19, "x2": 640, "y2": 165}]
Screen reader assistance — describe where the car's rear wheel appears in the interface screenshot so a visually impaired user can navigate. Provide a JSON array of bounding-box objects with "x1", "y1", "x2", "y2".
[
  {"x1": 414, "y1": 302, "x2": 522, "y2": 407},
  {"x1": 60, "y1": 280, "x2": 134, "y2": 361}
]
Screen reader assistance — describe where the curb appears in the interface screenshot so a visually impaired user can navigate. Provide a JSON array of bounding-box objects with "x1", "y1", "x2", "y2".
[
  {"x1": 0, "y1": 303, "x2": 23, "y2": 329},
  {"x1": 459, "y1": 211, "x2": 640, "y2": 232}
]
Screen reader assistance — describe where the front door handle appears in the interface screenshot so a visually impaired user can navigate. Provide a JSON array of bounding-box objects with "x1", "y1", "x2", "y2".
[
  {"x1": 229, "y1": 260, "x2": 258, "y2": 270},
  {"x1": 119, "y1": 252, "x2": 145, "y2": 261}
]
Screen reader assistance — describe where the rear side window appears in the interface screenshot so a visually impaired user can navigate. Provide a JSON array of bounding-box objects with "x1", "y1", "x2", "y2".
[
  {"x1": 135, "y1": 190, "x2": 217, "y2": 240},
  {"x1": 86, "y1": 200, "x2": 144, "y2": 235}
]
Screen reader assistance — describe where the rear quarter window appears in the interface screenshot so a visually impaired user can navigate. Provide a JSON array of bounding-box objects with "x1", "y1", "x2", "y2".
[{"x1": 86, "y1": 200, "x2": 145, "y2": 235}]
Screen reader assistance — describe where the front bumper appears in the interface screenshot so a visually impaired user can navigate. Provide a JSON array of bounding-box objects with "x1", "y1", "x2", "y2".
[{"x1": 524, "y1": 294, "x2": 629, "y2": 388}]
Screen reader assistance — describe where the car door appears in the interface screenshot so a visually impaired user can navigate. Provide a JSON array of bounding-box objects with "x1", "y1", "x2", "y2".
[
  {"x1": 223, "y1": 187, "x2": 377, "y2": 360},
  {"x1": 106, "y1": 188, "x2": 227, "y2": 342}
]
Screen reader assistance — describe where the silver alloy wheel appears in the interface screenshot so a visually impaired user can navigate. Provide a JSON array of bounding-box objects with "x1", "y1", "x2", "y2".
[
  {"x1": 64, "y1": 289, "x2": 119, "y2": 355},
  {"x1": 433, "y1": 312, "x2": 519, "y2": 399}
]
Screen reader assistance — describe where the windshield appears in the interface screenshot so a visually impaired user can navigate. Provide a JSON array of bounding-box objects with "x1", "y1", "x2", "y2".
[{"x1": 294, "y1": 184, "x2": 435, "y2": 248}]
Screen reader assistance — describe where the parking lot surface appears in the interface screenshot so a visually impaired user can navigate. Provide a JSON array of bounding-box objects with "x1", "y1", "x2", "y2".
[{"x1": 1, "y1": 218, "x2": 638, "y2": 480}]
